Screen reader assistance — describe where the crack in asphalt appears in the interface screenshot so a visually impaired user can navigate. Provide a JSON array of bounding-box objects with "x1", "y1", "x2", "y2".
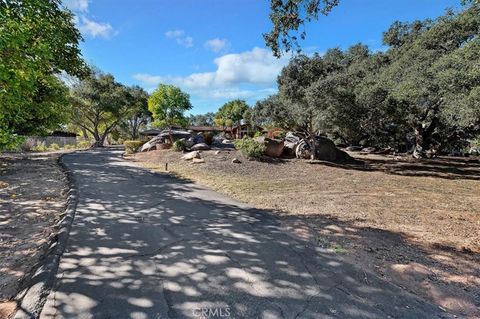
[{"x1": 123, "y1": 238, "x2": 187, "y2": 259}]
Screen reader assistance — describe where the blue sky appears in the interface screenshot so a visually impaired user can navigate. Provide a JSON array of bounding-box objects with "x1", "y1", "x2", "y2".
[{"x1": 65, "y1": 0, "x2": 461, "y2": 115}]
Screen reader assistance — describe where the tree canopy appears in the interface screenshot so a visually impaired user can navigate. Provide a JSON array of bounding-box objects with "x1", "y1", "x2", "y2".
[
  {"x1": 70, "y1": 72, "x2": 135, "y2": 147},
  {"x1": 265, "y1": 0, "x2": 339, "y2": 57},
  {"x1": 215, "y1": 99, "x2": 249, "y2": 128},
  {"x1": 0, "y1": 0, "x2": 87, "y2": 149},
  {"x1": 188, "y1": 112, "x2": 216, "y2": 127},
  {"x1": 257, "y1": 2, "x2": 480, "y2": 157},
  {"x1": 116, "y1": 86, "x2": 151, "y2": 140},
  {"x1": 148, "y1": 84, "x2": 192, "y2": 129}
]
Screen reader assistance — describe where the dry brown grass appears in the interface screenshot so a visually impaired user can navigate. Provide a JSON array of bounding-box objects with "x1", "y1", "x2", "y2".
[
  {"x1": 131, "y1": 149, "x2": 480, "y2": 317},
  {"x1": 0, "y1": 153, "x2": 67, "y2": 318}
]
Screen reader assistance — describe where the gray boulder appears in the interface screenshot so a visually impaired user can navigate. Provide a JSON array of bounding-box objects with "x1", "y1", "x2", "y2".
[
  {"x1": 191, "y1": 143, "x2": 210, "y2": 151},
  {"x1": 140, "y1": 136, "x2": 164, "y2": 152},
  {"x1": 293, "y1": 136, "x2": 355, "y2": 163},
  {"x1": 254, "y1": 136, "x2": 284, "y2": 158},
  {"x1": 314, "y1": 136, "x2": 355, "y2": 163},
  {"x1": 182, "y1": 151, "x2": 201, "y2": 160},
  {"x1": 141, "y1": 130, "x2": 192, "y2": 152}
]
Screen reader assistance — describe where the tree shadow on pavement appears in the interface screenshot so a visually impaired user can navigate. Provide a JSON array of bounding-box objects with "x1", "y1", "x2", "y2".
[{"x1": 38, "y1": 149, "x2": 458, "y2": 318}]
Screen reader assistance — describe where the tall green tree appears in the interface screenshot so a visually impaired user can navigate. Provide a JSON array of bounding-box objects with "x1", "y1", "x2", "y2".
[
  {"x1": 70, "y1": 72, "x2": 134, "y2": 147},
  {"x1": 377, "y1": 3, "x2": 480, "y2": 157},
  {"x1": 117, "y1": 86, "x2": 151, "y2": 140},
  {"x1": 0, "y1": 0, "x2": 87, "y2": 149},
  {"x1": 215, "y1": 99, "x2": 249, "y2": 130},
  {"x1": 148, "y1": 84, "x2": 192, "y2": 128},
  {"x1": 188, "y1": 112, "x2": 216, "y2": 126},
  {"x1": 253, "y1": 95, "x2": 295, "y2": 129}
]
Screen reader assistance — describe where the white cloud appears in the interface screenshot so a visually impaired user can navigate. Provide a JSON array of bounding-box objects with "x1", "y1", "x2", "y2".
[
  {"x1": 65, "y1": 1, "x2": 117, "y2": 39},
  {"x1": 132, "y1": 74, "x2": 163, "y2": 87},
  {"x1": 133, "y1": 47, "x2": 288, "y2": 102},
  {"x1": 64, "y1": 0, "x2": 89, "y2": 12},
  {"x1": 165, "y1": 29, "x2": 185, "y2": 38},
  {"x1": 196, "y1": 88, "x2": 277, "y2": 100},
  {"x1": 178, "y1": 36, "x2": 194, "y2": 48},
  {"x1": 79, "y1": 16, "x2": 115, "y2": 39},
  {"x1": 204, "y1": 38, "x2": 229, "y2": 53},
  {"x1": 165, "y1": 29, "x2": 194, "y2": 48}
]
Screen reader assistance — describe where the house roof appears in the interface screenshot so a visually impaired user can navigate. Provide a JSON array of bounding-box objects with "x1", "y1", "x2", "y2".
[
  {"x1": 140, "y1": 129, "x2": 162, "y2": 135},
  {"x1": 49, "y1": 131, "x2": 78, "y2": 137},
  {"x1": 231, "y1": 124, "x2": 264, "y2": 131},
  {"x1": 187, "y1": 126, "x2": 223, "y2": 132}
]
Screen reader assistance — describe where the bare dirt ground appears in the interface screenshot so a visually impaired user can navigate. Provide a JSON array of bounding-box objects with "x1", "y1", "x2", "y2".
[
  {"x1": 0, "y1": 152, "x2": 68, "y2": 319},
  {"x1": 131, "y1": 149, "x2": 480, "y2": 317}
]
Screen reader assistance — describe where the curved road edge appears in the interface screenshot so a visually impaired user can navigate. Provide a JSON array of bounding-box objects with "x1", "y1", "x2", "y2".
[{"x1": 13, "y1": 153, "x2": 79, "y2": 319}]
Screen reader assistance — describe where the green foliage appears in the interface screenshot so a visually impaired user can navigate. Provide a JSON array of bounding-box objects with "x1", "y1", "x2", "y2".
[
  {"x1": 253, "y1": 95, "x2": 295, "y2": 130},
  {"x1": 76, "y1": 140, "x2": 91, "y2": 149},
  {"x1": 172, "y1": 140, "x2": 186, "y2": 152},
  {"x1": 188, "y1": 113, "x2": 216, "y2": 126},
  {"x1": 0, "y1": 0, "x2": 87, "y2": 150},
  {"x1": 263, "y1": 2, "x2": 480, "y2": 156},
  {"x1": 234, "y1": 137, "x2": 266, "y2": 158},
  {"x1": 70, "y1": 71, "x2": 137, "y2": 147},
  {"x1": 32, "y1": 145, "x2": 47, "y2": 152},
  {"x1": 216, "y1": 100, "x2": 249, "y2": 129},
  {"x1": 48, "y1": 143, "x2": 60, "y2": 151},
  {"x1": 0, "y1": 129, "x2": 24, "y2": 151},
  {"x1": 148, "y1": 84, "x2": 192, "y2": 129},
  {"x1": 64, "y1": 144, "x2": 76, "y2": 150},
  {"x1": 117, "y1": 86, "x2": 151, "y2": 140},
  {"x1": 123, "y1": 140, "x2": 144, "y2": 154},
  {"x1": 265, "y1": 0, "x2": 339, "y2": 57}
]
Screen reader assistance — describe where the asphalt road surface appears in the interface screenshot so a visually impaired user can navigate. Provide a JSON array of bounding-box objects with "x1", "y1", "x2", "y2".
[{"x1": 40, "y1": 148, "x2": 446, "y2": 318}]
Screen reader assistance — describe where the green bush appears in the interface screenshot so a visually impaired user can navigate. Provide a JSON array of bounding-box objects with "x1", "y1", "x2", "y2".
[
  {"x1": 32, "y1": 144, "x2": 47, "y2": 152},
  {"x1": 234, "y1": 137, "x2": 266, "y2": 158},
  {"x1": 172, "y1": 139, "x2": 186, "y2": 152},
  {"x1": 64, "y1": 144, "x2": 76, "y2": 149},
  {"x1": 48, "y1": 143, "x2": 60, "y2": 151},
  {"x1": 124, "y1": 140, "x2": 144, "y2": 154},
  {"x1": 76, "y1": 140, "x2": 91, "y2": 149}
]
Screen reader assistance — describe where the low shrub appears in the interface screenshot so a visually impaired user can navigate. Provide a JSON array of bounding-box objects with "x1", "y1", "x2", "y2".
[
  {"x1": 124, "y1": 140, "x2": 144, "y2": 154},
  {"x1": 76, "y1": 140, "x2": 91, "y2": 149},
  {"x1": 64, "y1": 144, "x2": 76, "y2": 150},
  {"x1": 172, "y1": 139, "x2": 186, "y2": 152},
  {"x1": 32, "y1": 145, "x2": 47, "y2": 152},
  {"x1": 234, "y1": 137, "x2": 266, "y2": 158},
  {"x1": 48, "y1": 143, "x2": 60, "y2": 151}
]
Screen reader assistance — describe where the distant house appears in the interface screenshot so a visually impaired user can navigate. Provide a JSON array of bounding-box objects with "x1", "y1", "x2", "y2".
[
  {"x1": 145, "y1": 124, "x2": 263, "y2": 139},
  {"x1": 187, "y1": 126, "x2": 223, "y2": 134},
  {"x1": 230, "y1": 124, "x2": 264, "y2": 139},
  {"x1": 168, "y1": 125, "x2": 222, "y2": 134},
  {"x1": 140, "y1": 129, "x2": 162, "y2": 137}
]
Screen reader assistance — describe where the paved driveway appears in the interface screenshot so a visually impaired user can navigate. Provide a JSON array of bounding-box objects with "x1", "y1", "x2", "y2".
[{"x1": 40, "y1": 148, "x2": 444, "y2": 318}]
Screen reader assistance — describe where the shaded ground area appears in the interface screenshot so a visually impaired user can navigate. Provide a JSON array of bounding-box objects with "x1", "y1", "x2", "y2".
[
  {"x1": 41, "y1": 149, "x2": 446, "y2": 318},
  {"x1": 131, "y1": 149, "x2": 480, "y2": 317},
  {"x1": 0, "y1": 153, "x2": 67, "y2": 318}
]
